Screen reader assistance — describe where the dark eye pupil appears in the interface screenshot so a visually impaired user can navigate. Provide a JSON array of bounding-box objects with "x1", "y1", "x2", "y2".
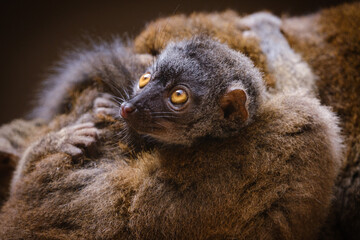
[{"x1": 176, "y1": 90, "x2": 183, "y2": 96}]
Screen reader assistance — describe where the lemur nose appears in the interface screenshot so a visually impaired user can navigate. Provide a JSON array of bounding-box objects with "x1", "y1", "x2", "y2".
[{"x1": 120, "y1": 102, "x2": 136, "y2": 119}]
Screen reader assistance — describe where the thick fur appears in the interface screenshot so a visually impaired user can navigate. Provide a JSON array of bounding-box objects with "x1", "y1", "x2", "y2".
[
  {"x1": 0, "y1": 119, "x2": 45, "y2": 205},
  {"x1": 133, "y1": 3, "x2": 360, "y2": 238},
  {"x1": 134, "y1": 10, "x2": 276, "y2": 88},
  {"x1": 0, "y1": 4, "x2": 354, "y2": 239},
  {"x1": 119, "y1": 37, "x2": 343, "y2": 239},
  {"x1": 281, "y1": 4, "x2": 360, "y2": 239},
  {"x1": 10, "y1": 122, "x2": 99, "y2": 194},
  {"x1": 0, "y1": 37, "x2": 161, "y2": 238},
  {"x1": 0, "y1": 36, "x2": 343, "y2": 239},
  {"x1": 129, "y1": 93, "x2": 342, "y2": 240},
  {"x1": 238, "y1": 12, "x2": 317, "y2": 95},
  {"x1": 0, "y1": 88, "x2": 343, "y2": 239},
  {"x1": 0, "y1": 40, "x2": 152, "y2": 211},
  {"x1": 0, "y1": 88, "x2": 136, "y2": 240},
  {"x1": 124, "y1": 37, "x2": 266, "y2": 145},
  {"x1": 31, "y1": 39, "x2": 152, "y2": 122}
]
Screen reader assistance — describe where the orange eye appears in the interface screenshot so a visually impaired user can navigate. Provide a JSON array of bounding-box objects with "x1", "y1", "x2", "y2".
[
  {"x1": 170, "y1": 89, "x2": 188, "y2": 104},
  {"x1": 139, "y1": 73, "x2": 151, "y2": 88}
]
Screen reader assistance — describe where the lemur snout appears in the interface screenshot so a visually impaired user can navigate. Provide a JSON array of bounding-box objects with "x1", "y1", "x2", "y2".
[{"x1": 120, "y1": 102, "x2": 136, "y2": 119}]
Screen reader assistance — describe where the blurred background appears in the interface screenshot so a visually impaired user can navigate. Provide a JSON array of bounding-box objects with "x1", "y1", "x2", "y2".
[{"x1": 0, "y1": 0, "x2": 355, "y2": 125}]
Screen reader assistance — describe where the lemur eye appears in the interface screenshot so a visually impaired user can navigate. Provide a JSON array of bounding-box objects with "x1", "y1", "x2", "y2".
[
  {"x1": 139, "y1": 73, "x2": 151, "y2": 88},
  {"x1": 170, "y1": 89, "x2": 188, "y2": 104}
]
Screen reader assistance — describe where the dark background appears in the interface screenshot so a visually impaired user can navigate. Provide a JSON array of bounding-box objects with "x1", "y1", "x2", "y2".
[{"x1": 0, "y1": 0, "x2": 355, "y2": 125}]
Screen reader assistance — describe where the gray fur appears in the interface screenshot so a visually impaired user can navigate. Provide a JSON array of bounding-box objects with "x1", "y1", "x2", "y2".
[
  {"x1": 238, "y1": 12, "x2": 318, "y2": 95},
  {"x1": 11, "y1": 122, "x2": 98, "y2": 194},
  {"x1": 0, "y1": 34, "x2": 345, "y2": 239},
  {"x1": 31, "y1": 39, "x2": 151, "y2": 121},
  {"x1": 123, "y1": 37, "x2": 266, "y2": 145}
]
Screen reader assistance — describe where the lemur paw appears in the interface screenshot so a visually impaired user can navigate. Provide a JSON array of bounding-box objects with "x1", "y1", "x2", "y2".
[
  {"x1": 57, "y1": 122, "x2": 98, "y2": 156},
  {"x1": 94, "y1": 93, "x2": 118, "y2": 118}
]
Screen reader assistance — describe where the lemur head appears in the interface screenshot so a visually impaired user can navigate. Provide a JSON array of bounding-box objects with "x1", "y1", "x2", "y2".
[{"x1": 121, "y1": 37, "x2": 265, "y2": 146}]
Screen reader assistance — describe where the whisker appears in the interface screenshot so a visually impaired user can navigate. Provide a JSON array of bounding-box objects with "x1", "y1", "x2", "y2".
[
  {"x1": 105, "y1": 78, "x2": 125, "y2": 97},
  {"x1": 109, "y1": 95, "x2": 125, "y2": 104},
  {"x1": 110, "y1": 95, "x2": 125, "y2": 101},
  {"x1": 102, "y1": 74, "x2": 131, "y2": 102},
  {"x1": 154, "y1": 121, "x2": 167, "y2": 128},
  {"x1": 124, "y1": 89, "x2": 130, "y2": 99}
]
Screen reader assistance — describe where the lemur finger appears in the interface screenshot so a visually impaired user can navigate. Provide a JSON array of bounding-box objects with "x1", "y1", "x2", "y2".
[
  {"x1": 94, "y1": 96, "x2": 118, "y2": 108},
  {"x1": 95, "y1": 107, "x2": 118, "y2": 116},
  {"x1": 75, "y1": 113, "x2": 94, "y2": 124},
  {"x1": 101, "y1": 93, "x2": 117, "y2": 100},
  {"x1": 68, "y1": 122, "x2": 95, "y2": 131},
  {"x1": 63, "y1": 144, "x2": 83, "y2": 156},
  {"x1": 94, "y1": 95, "x2": 118, "y2": 118},
  {"x1": 74, "y1": 128, "x2": 99, "y2": 137},
  {"x1": 69, "y1": 136, "x2": 96, "y2": 147}
]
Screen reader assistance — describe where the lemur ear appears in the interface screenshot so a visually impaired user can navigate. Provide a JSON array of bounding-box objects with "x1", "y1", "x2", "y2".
[{"x1": 220, "y1": 89, "x2": 248, "y2": 122}]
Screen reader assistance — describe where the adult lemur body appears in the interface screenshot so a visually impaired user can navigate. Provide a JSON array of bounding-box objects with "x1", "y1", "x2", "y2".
[
  {"x1": 0, "y1": 36, "x2": 343, "y2": 239},
  {"x1": 0, "y1": 4, "x2": 351, "y2": 239},
  {"x1": 1, "y1": 35, "x2": 340, "y2": 239},
  {"x1": 134, "y1": 3, "x2": 360, "y2": 238},
  {"x1": 116, "y1": 38, "x2": 342, "y2": 239}
]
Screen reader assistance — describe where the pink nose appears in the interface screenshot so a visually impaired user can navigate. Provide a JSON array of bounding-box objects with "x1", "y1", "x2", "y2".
[{"x1": 120, "y1": 102, "x2": 135, "y2": 119}]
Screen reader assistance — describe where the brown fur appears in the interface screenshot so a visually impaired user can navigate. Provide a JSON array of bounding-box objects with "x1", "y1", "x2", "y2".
[
  {"x1": 282, "y1": 3, "x2": 360, "y2": 239},
  {"x1": 134, "y1": 11, "x2": 276, "y2": 88},
  {"x1": 134, "y1": 3, "x2": 360, "y2": 238},
  {"x1": 0, "y1": 119, "x2": 45, "y2": 206},
  {"x1": 129, "y1": 93, "x2": 342, "y2": 240},
  {"x1": 0, "y1": 3, "x2": 356, "y2": 239},
  {"x1": 0, "y1": 87, "x2": 134, "y2": 239},
  {"x1": 0, "y1": 42, "x2": 152, "y2": 217},
  {"x1": 0, "y1": 85, "x2": 343, "y2": 239}
]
